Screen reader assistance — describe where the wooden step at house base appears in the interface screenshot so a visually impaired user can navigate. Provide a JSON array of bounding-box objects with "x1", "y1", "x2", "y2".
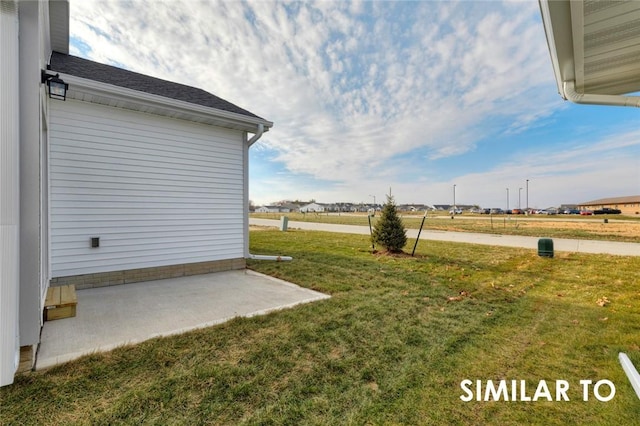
[{"x1": 44, "y1": 285, "x2": 77, "y2": 321}]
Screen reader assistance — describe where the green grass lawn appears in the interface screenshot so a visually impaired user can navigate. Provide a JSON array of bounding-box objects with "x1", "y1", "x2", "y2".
[{"x1": 2, "y1": 229, "x2": 640, "y2": 425}]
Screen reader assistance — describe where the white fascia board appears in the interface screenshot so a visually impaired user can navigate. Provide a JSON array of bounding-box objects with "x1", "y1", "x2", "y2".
[
  {"x1": 539, "y1": 0, "x2": 580, "y2": 100},
  {"x1": 539, "y1": 0, "x2": 565, "y2": 97},
  {"x1": 58, "y1": 73, "x2": 273, "y2": 133}
]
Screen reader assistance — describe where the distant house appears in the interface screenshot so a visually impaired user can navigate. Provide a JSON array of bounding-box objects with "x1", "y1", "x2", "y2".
[
  {"x1": 300, "y1": 203, "x2": 326, "y2": 213},
  {"x1": 334, "y1": 202, "x2": 354, "y2": 212},
  {"x1": 579, "y1": 196, "x2": 640, "y2": 215},
  {"x1": 279, "y1": 203, "x2": 300, "y2": 212},
  {"x1": 325, "y1": 204, "x2": 340, "y2": 212},
  {"x1": 256, "y1": 206, "x2": 285, "y2": 213},
  {"x1": 1, "y1": 0, "x2": 272, "y2": 386},
  {"x1": 399, "y1": 204, "x2": 431, "y2": 212},
  {"x1": 559, "y1": 204, "x2": 579, "y2": 212}
]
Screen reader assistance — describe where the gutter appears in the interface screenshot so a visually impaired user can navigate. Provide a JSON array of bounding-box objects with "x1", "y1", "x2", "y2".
[
  {"x1": 55, "y1": 73, "x2": 274, "y2": 131},
  {"x1": 538, "y1": 0, "x2": 565, "y2": 97},
  {"x1": 245, "y1": 124, "x2": 292, "y2": 262},
  {"x1": 563, "y1": 81, "x2": 640, "y2": 108}
]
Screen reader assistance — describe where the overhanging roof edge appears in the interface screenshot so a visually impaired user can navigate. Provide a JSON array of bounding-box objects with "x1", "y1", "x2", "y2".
[
  {"x1": 539, "y1": 0, "x2": 566, "y2": 98},
  {"x1": 56, "y1": 73, "x2": 274, "y2": 131}
]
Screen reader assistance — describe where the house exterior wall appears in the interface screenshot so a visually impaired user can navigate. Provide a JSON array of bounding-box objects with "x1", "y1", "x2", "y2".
[
  {"x1": 18, "y1": 0, "x2": 50, "y2": 363},
  {"x1": 0, "y1": 0, "x2": 21, "y2": 387},
  {"x1": 579, "y1": 202, "x2": 640, "y2": 215},
  {"x1": 49, "y1": 100, "x2": 246, "y2": 277}
]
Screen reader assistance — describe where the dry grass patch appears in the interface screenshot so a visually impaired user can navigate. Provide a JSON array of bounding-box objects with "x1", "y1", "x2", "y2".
[{"x1": 518, "y1": 219, "x2": 640, "y2": 238}]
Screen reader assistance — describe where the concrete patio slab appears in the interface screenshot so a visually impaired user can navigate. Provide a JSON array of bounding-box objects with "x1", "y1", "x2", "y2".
[{"x1": 36, "y1": 269, "x2": 329, "y2": 370}]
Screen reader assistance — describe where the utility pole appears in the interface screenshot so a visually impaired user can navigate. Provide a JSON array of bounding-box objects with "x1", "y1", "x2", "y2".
[
  {"x1": 452, "y1": 184, "x2": 457, "y2": 217},
  {"x1": 519, "y1": 187, "x2": 523, "y2": 209},
  {"x1": 506, "y1": 188, "x2": 509, "y2": 211}
]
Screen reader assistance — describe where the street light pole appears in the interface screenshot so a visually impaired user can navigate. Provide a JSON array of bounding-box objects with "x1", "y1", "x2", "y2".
[
  {"x1": 518, "y1": 188, "x2": 522, "y2": 209},
  {"x1": 369, "y1": 194, "x2": 376, "y2": 208},
  {"x1": 453, "y1": 184, "x2": 457, "y2": 217},
  {"x1": 506, "y1": 188, "x2": 509, "y2": 212},
  {"x1": 526, "y1": 179, "x2": 529, "y2": 213}
]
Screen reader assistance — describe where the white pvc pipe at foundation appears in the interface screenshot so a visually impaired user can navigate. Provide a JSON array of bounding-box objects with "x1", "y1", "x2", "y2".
[
  {"x1": 619, "y1": 353, "x2": 640, "y2": 399},
  {"x1": 249, "y1": 254, "x2": 292, "y2": 262}
]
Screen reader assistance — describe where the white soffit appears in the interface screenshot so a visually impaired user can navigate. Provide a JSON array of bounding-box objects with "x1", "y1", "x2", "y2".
[{"x1": 541, "y1": 0, "x2": 640, "y2": 97}]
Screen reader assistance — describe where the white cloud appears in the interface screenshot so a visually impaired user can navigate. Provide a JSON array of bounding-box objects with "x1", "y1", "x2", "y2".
[
  {"x1": 431, "y1": 129, "x2": 640, "y2": 208},
  {"x1": 69, "y1": 0, "x2": 636, "y2": 207}
]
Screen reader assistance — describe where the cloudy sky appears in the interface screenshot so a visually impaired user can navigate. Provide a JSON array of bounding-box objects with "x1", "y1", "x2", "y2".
[{"x1": 68, "y1": 0, "x2": 640, "y2": 209}]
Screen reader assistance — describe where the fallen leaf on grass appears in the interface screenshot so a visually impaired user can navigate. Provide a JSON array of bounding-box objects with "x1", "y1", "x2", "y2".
[
  {"x1": 596, "y1": 296, "x2": 610, "y2": 307},
  {"x1": 599, "y1": 317, "x2": 608, "y2": 322},
  {"x1": 447, "y1": 290, "x2": 469, "y2": 302}
]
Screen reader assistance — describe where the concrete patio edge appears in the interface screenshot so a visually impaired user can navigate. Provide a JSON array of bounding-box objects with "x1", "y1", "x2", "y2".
[{"x1": 35, "y1": 270, "x2": 330, "y2": 370}]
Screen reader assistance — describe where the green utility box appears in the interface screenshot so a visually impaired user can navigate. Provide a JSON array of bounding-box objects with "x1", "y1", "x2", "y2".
[
  {"x1": 280, "y1": 216, "x2": 289, "y2": 232},
  {"x1": 538, "y1": 238, "x2": 554, "y2": 258}
]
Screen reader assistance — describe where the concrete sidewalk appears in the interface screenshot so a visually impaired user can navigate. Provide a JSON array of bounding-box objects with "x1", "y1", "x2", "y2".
[
  {"x1": 36, "y1": 270, "x2": 329, "y2": 370},
  {"x1": 250, "y1": 218, "x2": 640, "y2": 256}
]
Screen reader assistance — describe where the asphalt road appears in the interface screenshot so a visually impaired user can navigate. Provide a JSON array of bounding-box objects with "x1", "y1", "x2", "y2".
[{"x1": 249, "y1": 218, "x2": 640, "y2": 257}]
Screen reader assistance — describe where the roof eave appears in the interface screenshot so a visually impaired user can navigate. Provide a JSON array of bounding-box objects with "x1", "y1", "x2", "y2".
[
  {"x1": 55, "y1": 73, "x2": 273, "y2": 133},
  {"x1": 539, "y1": 0, "x2": 574, "y2": 99},
  {"x1": 539, "y1": 0, "x2": 640, "y2": 107}
]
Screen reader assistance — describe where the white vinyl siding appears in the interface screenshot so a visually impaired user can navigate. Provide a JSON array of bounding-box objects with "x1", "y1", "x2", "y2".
[
  {"x1": 1, "y1": 0, "x2": 20, "y2": 386},
  {"x1": 49, "y1": 100, "x2": 245, "y2": 277}
]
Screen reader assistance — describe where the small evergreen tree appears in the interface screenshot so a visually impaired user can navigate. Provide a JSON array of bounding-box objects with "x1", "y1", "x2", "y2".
[{"x1": 371, "y1": 194, "x2": 407, "y2": 253}]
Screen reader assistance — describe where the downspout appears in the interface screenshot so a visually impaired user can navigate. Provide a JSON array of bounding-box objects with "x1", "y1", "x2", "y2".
[
  {"x1": 247, "y1": 123, "x2": 264, "y2": 146},
  {"x1": 563, "y1": 80, "x2": 640, "y2": 108},
  {"x1": 245, "y1": 123, "x2": 292, "y2": 262}
]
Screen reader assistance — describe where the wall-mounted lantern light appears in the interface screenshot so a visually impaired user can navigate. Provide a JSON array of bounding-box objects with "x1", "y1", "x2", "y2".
[{"x1": 41, "y1": 70, "x2": 68, "y2": 101}]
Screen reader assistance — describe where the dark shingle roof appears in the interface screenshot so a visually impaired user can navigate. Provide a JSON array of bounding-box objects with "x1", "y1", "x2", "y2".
[{"x1": 50, "y1": 52, "x2": 262, "y2": 119}]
